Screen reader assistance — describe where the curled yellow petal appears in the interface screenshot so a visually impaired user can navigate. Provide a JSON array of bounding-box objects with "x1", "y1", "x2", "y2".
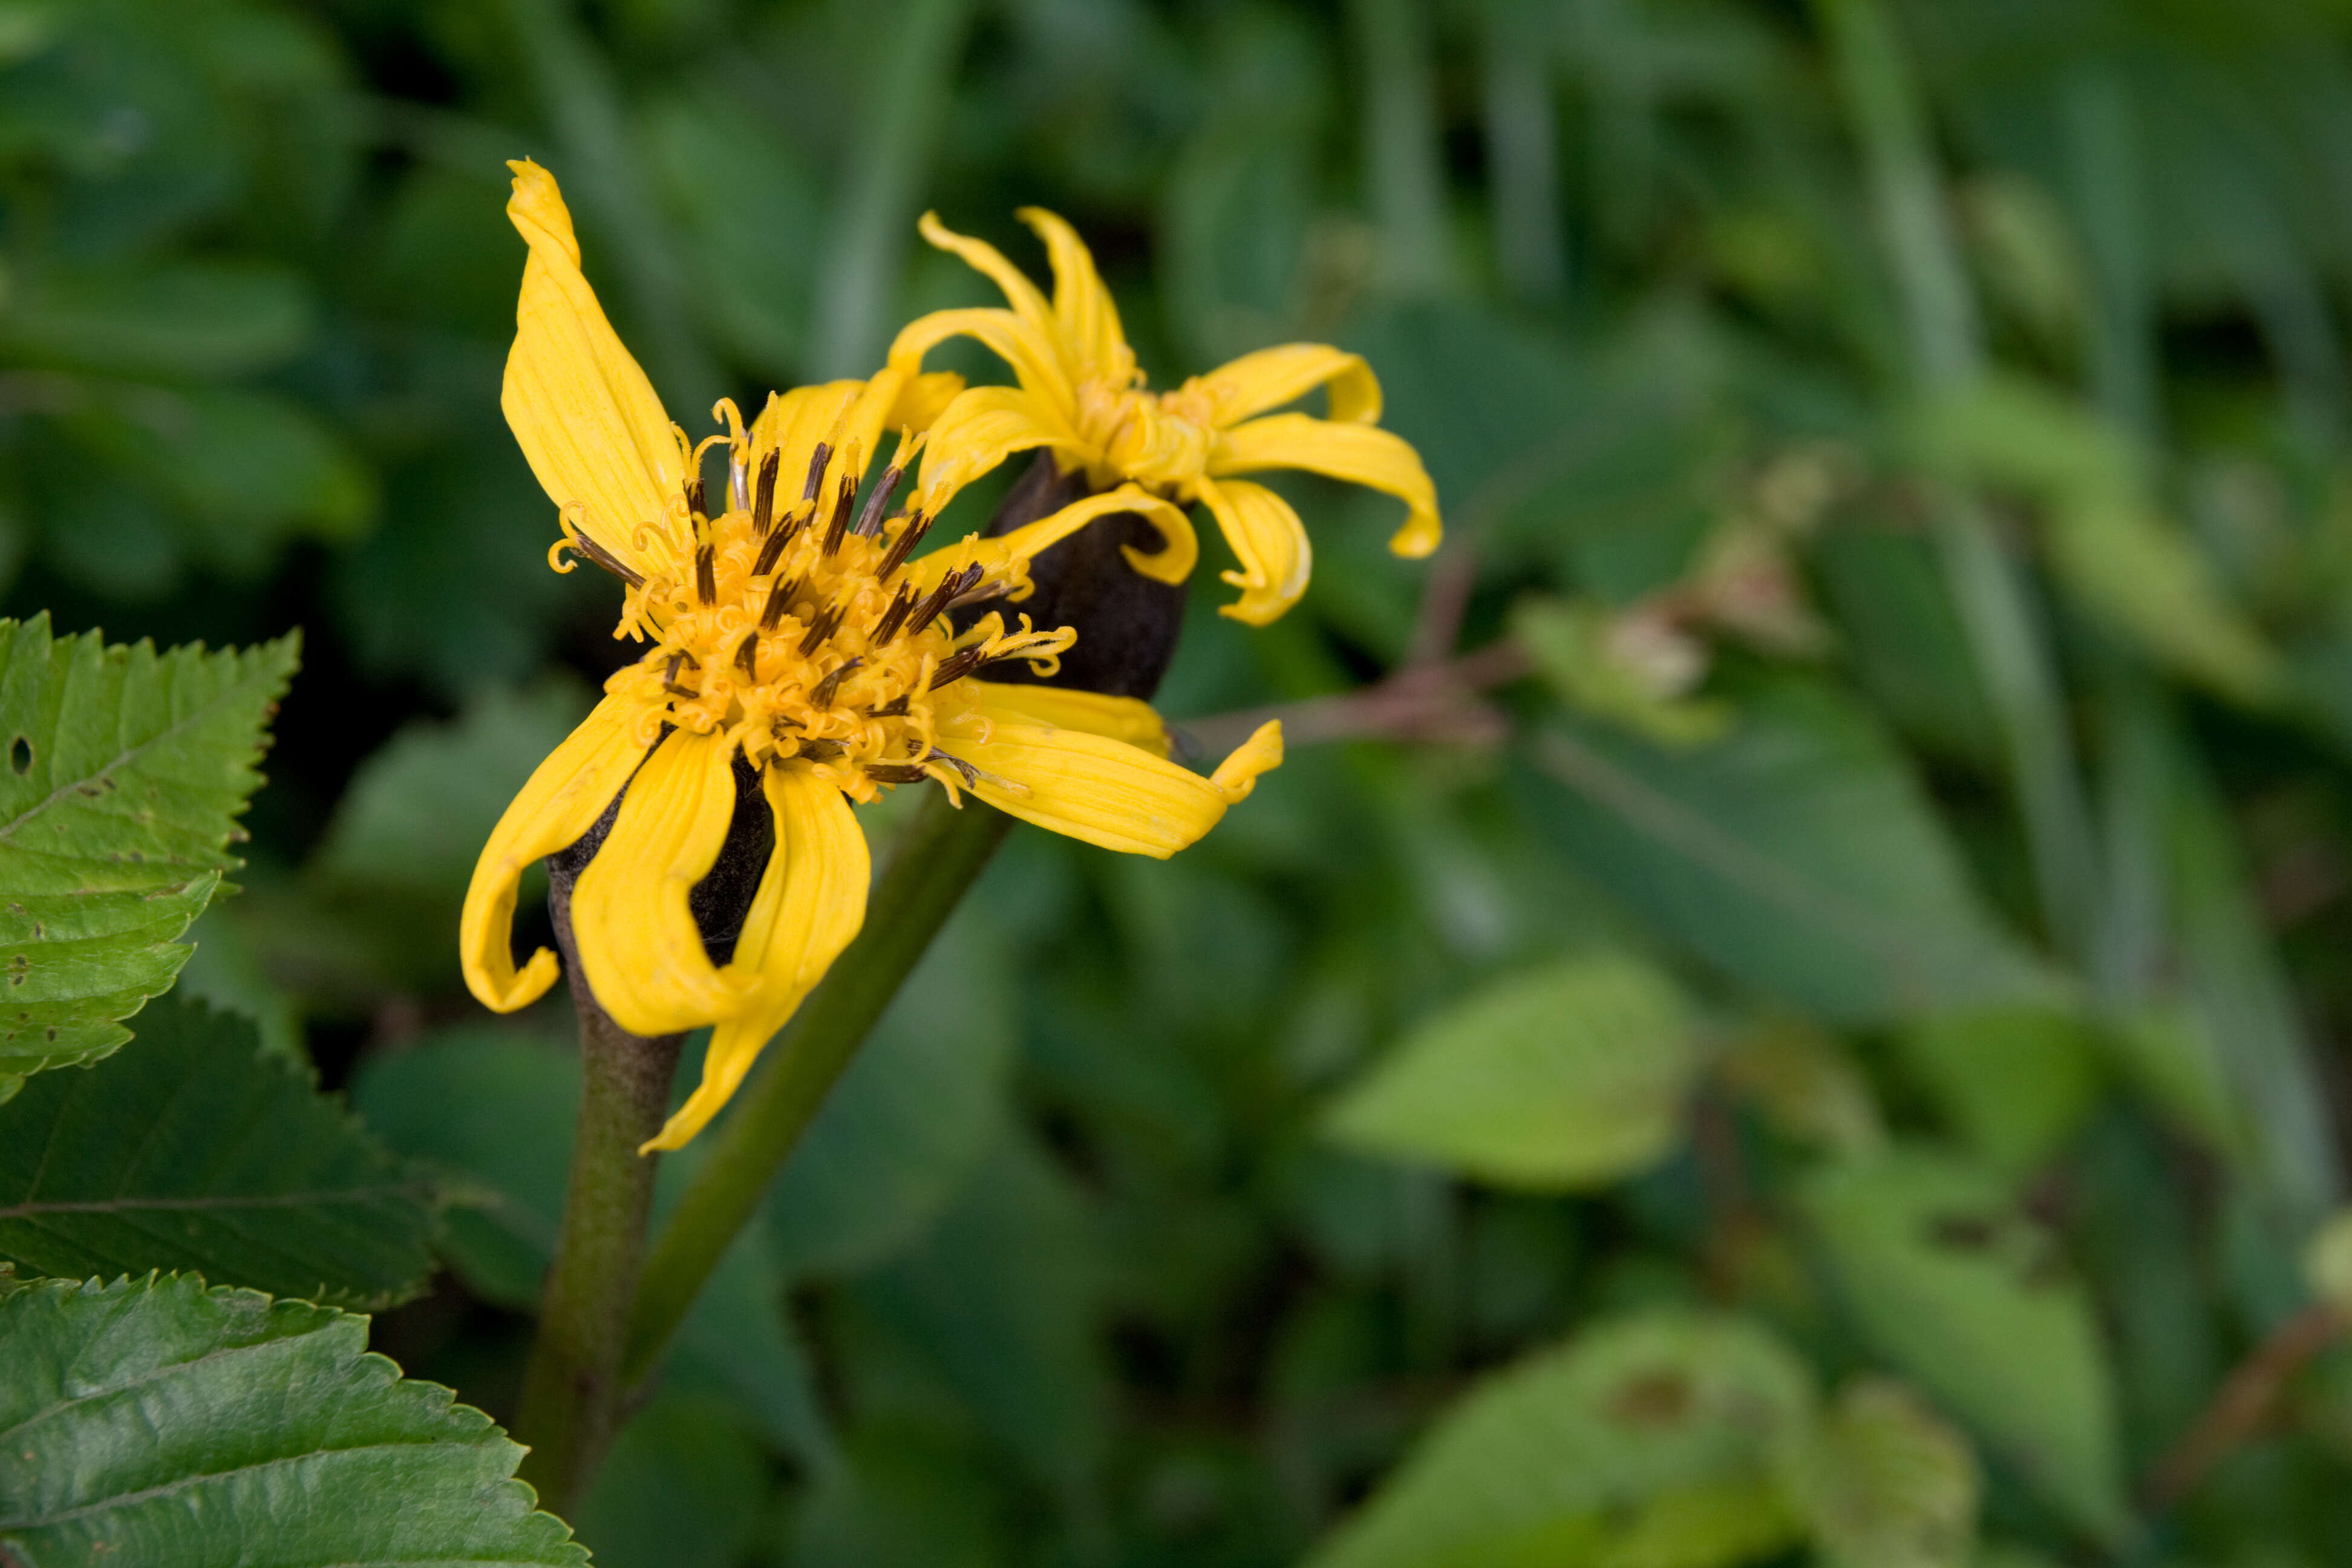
[
  {"x1": 1194, "y1": 344, "x2": 1382, "y2": 428},
  {"x1": 916, "y1": 211, "x2": 1057, "y2": 342},
  {"x1": 939, "y1": 716, "x2": 1282, "y2": 859},
  {"x1": 1195, "y1": 475, "x2": 1312, "y2": 627},
  {"x1": 1212, "y1": 413, "x2": 1441, "y2": 559},
  {"x1": 886, "y1": 306, "x2": 1074, "y2": 417},
  {"x1": 1017, "y1": 206, "x2": 1129, "y2": 385},
  {"x1": 965, "y1": 679, "x2": 1172, "y2": 757},
  {"x1": 642, "y1": 766, "x2": 869, "y2": 1153},
  {"x1": 906, "y1": 484, "x2": 1200, "y2": 599},
  {"x1": 916, "y1": 385, "x2": 1090, "y2": 505},
  {"x1": 502, "y1": 159, "x2": 681, "y2": 581},
  {"x1": 461, "y1": 694, "x2": 650, "y2": 1014},
  {"x1": 568, "y1": 727, "x2": 749, "y2": 1037}
]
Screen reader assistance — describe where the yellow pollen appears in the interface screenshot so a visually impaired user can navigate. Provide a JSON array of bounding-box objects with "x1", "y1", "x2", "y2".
[{"x1": 604, "y1": 485, "x2": 1074, "y2": 804}]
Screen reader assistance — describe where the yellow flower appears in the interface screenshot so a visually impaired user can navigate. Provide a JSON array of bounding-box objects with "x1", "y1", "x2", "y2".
[
  {"x1": 885, "y1": 209, "x2": 1443, "y2": 627},
  {"x1": 462, "y1": 162, "x2": 1284, "y2": 1152}
]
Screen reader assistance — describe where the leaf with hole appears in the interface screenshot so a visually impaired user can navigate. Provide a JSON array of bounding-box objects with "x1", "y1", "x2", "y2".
[
  {"x1": 0, "y1": 998, "x2": 436, "y2": 1308},
  {"x1": 0, "y1": 1272, "x2": 584, "y2": 1564},
  {"x1": 1798, "y1": 1148, "x2": 2127, "y2": 1540},
  {"x1": 0, "y1": 614, "x2": 298, "y2": 1097},
  {"x1": 1307, "y1": 1310, "x2": 1815, "y2": 1568}
]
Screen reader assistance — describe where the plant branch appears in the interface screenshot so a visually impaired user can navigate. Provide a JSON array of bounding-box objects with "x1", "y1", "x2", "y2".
[
  {"x1": 621, "y1": 791, "x2": 1012, "y2": 1388},
  {"x1": 2140, "y1": 1302, "x2": 2343, "y2": 1514},
  {"x1": 1184, "y1": 637, "x2": 1532, "y2": 757}
]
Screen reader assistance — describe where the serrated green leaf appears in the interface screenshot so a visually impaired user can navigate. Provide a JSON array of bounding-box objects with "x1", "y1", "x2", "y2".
[
  {"x1": 1794, "y1": 1378, "x2": 1980, "y2": 1568},
  {"x1": 1309, "y1": 1311, "x2": 1815, "y2": 1568},
  {"x1": 1798, "y1": 1149, "x2": 2128, "y2": 1540},
  {"x1": 0, "y1": 614, "x2": 297, "y2": 1093},
  {"x1": 0, "y1": 998, "x2": 434, "y2": 1308},
  {"x1": 0, "y1": 1272, "x2": 584, "y2": 1564},
  {"x1": 1324, "y1": 953, "x2": 1700, "y2": 1190},
  {"x1": 1528, "y1": 678, "x2": 2060, "y2": 1024}
]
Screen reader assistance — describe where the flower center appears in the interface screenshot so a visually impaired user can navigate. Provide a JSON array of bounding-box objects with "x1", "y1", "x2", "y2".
[{"x1": 584, "y1": 443, "x2": 1073, "y2": 802}]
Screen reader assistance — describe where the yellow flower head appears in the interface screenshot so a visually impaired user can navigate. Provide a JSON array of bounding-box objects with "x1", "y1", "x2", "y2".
[
  {"x1": 463, "y1": 162, "x2": 1282, "y2": 1152},
  {"x1": 886, "y1": 209, "x2": 1443, "y2": 627}
]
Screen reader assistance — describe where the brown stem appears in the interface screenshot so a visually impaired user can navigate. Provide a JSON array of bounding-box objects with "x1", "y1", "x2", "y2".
[
  {"x1": 2139, "y1": 1302, "x2": 2342, "y2": 1514},
  {"x1": 1184, "y1": 636, "x2": 1533, "y2": 756},
  {"x1": 511, "y1": 860, "x2": 684, "y2": 1518}
]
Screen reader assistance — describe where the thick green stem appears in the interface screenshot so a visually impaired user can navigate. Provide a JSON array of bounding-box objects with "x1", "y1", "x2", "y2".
[
  {"x1": 512, "y1": 910, "x2": 682, "y2": 1514},
  {"x1": 621, "y1": 792, "x2": 1012, "y2": 1387}
]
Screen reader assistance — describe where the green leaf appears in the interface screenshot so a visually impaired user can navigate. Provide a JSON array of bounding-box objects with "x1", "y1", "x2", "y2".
[
  {"x1": 312, "y1": 676, "x2": 593, "y2": 901},
  {"x1": 0, "y1": 998, "x2": 434, "y2": 1307},
  {"x1": 1794, "y1": 1378, "x2": 1981, "y2": 1568},
  {"x1": 1513, "y1": 596, "x2": 1732, "y2": 747},
  {"x1": 1527, "y1": 678, "x2": 2059, "y2": 1024},
  {"x1": 1323, "y1": 952, "x2": 1701, "y2": 1191},
  {"x1": 0, "y1": 615, "x2": 298, "y2": 1094},
  {"x1": 1896, "y1": 1007, "x2": 2104, "y2": 1179},
  {"x1": 1308, "y1": 1310, "x2": 1815, "y2": 1568},
  {"x1": 0, "y1": 1272, "x2": 584, "y2": 1564},
  {"x1": 1797, "y1": 1148, "x2": 2128, "y2": 1539}
]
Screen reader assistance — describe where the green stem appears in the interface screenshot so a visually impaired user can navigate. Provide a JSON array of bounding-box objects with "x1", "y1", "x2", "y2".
[
  {"x1": 1348, "y1": 0, "x2": 1456, "y2": 296},
  {"x1": 620, "y1": 792, "x2": 1012, "y2": 1387},
  {"x1": 512, "y1": 967, "x2": 682, "y2": 1514}
]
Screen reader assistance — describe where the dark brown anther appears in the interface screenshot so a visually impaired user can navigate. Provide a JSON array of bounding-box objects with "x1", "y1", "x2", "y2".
[
  {"x1": 685, "y1": 475, "x2": 707, "y2": 521},
  {"x1": 664, "y1": 652, "x2": 684, "y2": 687},
  {"x1": 928, "y1": 645, "x2": 985, "y2": 690},
  {"x1": 753, "y1": 451, "x2": 780, "y2": 535},
  {"x1": 868, "y1": 693, "x2": 910, "y2": 718},
  {"x1": 925, "y1": 748, "x2": 981, "y2": 787},
  {"x1": 871, "y1": 585, "x2": 918, "y2": 645},
  {"x1": 802, "y1": 442, "x2": 831, "y2": 503},
  {"x1": 799, "y1": 738, "x2": 846, "y2": 761},
  {"x1": 797, "y1": 603, "x2": 843, "y2": 656},
  {"x1": 854, "y1": 464, "x2": 905, "y2": 538},
  {"x1": 811, "y1": 658, "x2": 863, "y2": 707},
  {"x1": 694, "y1": 546, "x2": 717, "y2": 604},
  {"x1": 903, "y1": 564, "x2": 983, "y2": 639},
  {"x1": 821, "y1": 475, "x2": 856, "y2": 556},
  {"x1": 863, "y1": 762, "x2": 930, "y2": 783},
  {"x1": 874, "y1": 510, "x2": 932, "y2": 583},
  {"x1": 735, "y1": 632, "x2": 760, "y2": 681},
  {"x1": 760, "y1": 574, "x2": 805, "y2": 632},
  {"x1": 751, "y1": 523, "x2": 793, "y2": 580},
  {"x1": 567, "y1": 531, "x2": 645, "y2": 588}
]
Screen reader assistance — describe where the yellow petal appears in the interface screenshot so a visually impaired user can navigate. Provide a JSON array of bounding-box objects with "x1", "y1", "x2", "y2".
[
  {"x1": 750, "y1": 373, "x2": 903, "y2": 511},
  {"x1": 964, "y1": 679, "x2": 1172, "y2": 757},
  {"x1": 1195, "y1": 344, "x2": 1382, "y2": 428},
  {"x1": 886, "y1": 306, "x2": 1074, "y2": 416},
  {"x1": 642, "y1": 766, "x2": 869, "y2": 1152},
  {"x1": 1194, "y1": 475, "x2": 1312, "y2": 627},
  {"x1": 1017, "y1": 207, "x2": 1129, "y2": 385},
  {"x1": 1212, "y1": 413, "x2": 1441, "y2": 558},
  {"x1": 916, "y1": 211, "x2": 1057, "y2": 342},
  {"x1": 892, "y1": 370, "x2": 968, "y2": 431},
  {"x1": 502, "y1": 160, "x2": 681, "y2": 581},
  {"x1": 461, "y1": 694, "x2": 650, "y2": 1013},
  {"x1": 905, "y1": 484, "x2": 1199, "y2": 599},
  {"x1": 567, "y1": 727, "x2": 749, "y2": 1036},
  {"x1": 939, "y1": 718, "x2": 1282, "y2": 859},
  {"x1": 916, "y1": 385, "x2": 1091, "y2": 505}
]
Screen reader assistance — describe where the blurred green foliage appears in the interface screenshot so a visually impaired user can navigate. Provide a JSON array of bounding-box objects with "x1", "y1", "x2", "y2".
[{"x1": 17, "y1": 0, "x2": 2352, "y2": 1561}]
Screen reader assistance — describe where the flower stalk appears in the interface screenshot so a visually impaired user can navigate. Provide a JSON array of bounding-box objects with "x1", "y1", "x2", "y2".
[
  {"x1": 512, "y1": 852, "x2": 684, "y2": 1515},
  {"x1": 621, "y1": 780, "x2": 1011, "y2": 1390}
]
